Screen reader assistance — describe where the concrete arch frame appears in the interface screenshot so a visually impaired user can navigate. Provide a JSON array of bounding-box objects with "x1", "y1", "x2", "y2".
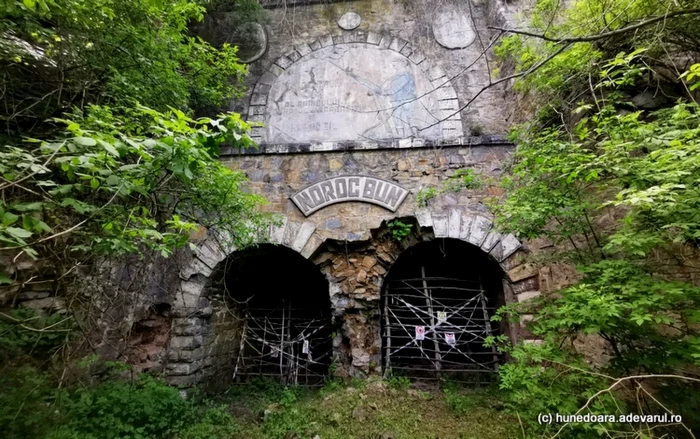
[
  {"x1": 166, "y1": 207, "x2": 541, "y2": 386},
  {"x1": 246, "y1": 29, "x2": 465, "y2": 146}
]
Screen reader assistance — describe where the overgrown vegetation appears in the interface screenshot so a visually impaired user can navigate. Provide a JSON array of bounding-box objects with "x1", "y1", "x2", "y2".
[
  {"x1": 1, "y1": 2, "x2": 269, "y2": 436},
  {"x1": 387, "y1": 219, "x2": 414, "y2": 242},
  {"x1": 3, "y1": 0, "x2": 700, "y2": 438},
  {"x1": 0, "y1": 364, "x2": 239, "y2": 439},
  {"x1": 417, "y1": 168, "x2": 483, "y2": 207},
  {"x1": 0, "y1": 1, "x2": 269, "y2": 312},
  {"x1": 214, "y1": 378, "x2": 518, "y2": 439},
  {"x1": 0, "y1": 0, "x2": 251, "y2": 139},
  {"x1": 0, "y1": 371, "x2": 522, "y2": 439},
  {"x1": 485, "y1": 1, "x2": 700, "y2": 437}
]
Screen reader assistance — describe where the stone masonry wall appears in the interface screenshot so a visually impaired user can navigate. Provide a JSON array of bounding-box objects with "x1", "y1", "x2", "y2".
[
  {"x1": 222, "y1": 143, "x2": 513, "y2": 239},
  {"x1": 161, "y1": 143, "x2": 549, "y2": 386},
  {"x1": 236, "y1": 0, "x2": 516, "y2": 146}
]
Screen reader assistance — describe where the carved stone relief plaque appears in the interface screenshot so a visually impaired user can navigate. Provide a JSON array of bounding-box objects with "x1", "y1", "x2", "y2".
[
  {"x1": 263, "y1": 43, "x2": 451, "y2": 143},
  {"x1": 291, "y1": 175, "x2": 409, "y2": 216}
]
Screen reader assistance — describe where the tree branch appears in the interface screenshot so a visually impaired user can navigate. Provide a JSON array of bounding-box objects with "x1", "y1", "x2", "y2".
[{"x1": 488, "y1": 8, "x2": 700, "y2": 44}]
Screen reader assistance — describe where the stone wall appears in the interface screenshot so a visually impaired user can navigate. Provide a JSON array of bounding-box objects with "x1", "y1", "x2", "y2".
[
  {"x1": 159, "y1": 0, "x2": 550, "y2": 386},
  {"x1": 235, "y1": 0, "x2": 517, "y2": 147},
  {"x1": 160, "y1": 139, "x2": 551, "y2": 386},
  {"x1": 223, "y1": 142, "x2": 513, "y2": 241}
]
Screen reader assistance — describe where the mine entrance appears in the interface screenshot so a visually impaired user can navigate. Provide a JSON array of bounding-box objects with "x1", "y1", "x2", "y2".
[
  {"x1": 225, "y1": 245, "x2": 332, "y2": 385},
  {"x1": 382, "y1": 239, "x2": 505, "y2": 383}
]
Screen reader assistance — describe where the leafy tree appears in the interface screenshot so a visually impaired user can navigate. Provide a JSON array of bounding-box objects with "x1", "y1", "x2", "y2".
[
  {"x1": 0, "y1": 0, "x2": 249, "y2": 138},
  {"x1": 1, "y1": 105, "x2": 267, "y2": 265},
  {"x1": 486, "y1": 2, "x2": 700, "y2": 437}
]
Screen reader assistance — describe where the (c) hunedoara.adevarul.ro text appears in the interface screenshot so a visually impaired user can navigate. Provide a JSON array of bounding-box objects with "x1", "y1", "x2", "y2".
[{"x1": 538, "y1": 413, "x2": 683, "y2": 425}]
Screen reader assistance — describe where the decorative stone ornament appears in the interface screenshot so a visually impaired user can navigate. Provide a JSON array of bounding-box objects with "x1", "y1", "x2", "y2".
[
  {"x1": 433, "y1": 9, "x2": 476, "y2": 49},
  {"x1": 291, "y1": 175, "x2": 409, "y2": 216},
  {"x1": 247, "y1": 30, "x2": 464, "y2": 145},
  {"x1": 337, "y1": 12, "x2": 361, "y2": 30},
  {"x1": 235, "y1": 22, "x2": 268, "y2": 64}
]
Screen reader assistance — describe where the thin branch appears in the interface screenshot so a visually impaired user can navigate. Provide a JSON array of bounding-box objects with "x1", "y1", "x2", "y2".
[
  {"x1": 551, "y1": 374, "x2": 700, "y2": 439},
  {"x1": 489, "y1": 8, "x2": 700, "y2": 44},
  {"x1": 414, "y1": 43, "x2": 573, "y2": 136}
]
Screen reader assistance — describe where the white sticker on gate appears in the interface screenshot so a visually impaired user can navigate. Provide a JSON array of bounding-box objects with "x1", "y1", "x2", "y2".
[
  {"x1": 437, "y1": 311, "x2": 447, "y2": 323},
  {"x1": 445, "y1": 332, "x2": 456, "y2": 346},
  {"x1": 302, "y1": 339, "x2": 310, "y2": 354},
  {"x1": 415, "y1": 326, "x2": 425, "y2": 341}
]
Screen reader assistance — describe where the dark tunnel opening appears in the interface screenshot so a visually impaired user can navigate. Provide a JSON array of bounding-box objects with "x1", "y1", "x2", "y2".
[
  {"x1": 224, "y1": 244, "x2": 332, "y2": 385},
  {"x1": 381, "y1": 238, "x2": 506, "y2": 384}
]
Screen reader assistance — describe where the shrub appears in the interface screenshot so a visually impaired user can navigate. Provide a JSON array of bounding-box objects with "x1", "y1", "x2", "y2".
[{"x1": 59, "y1": 375, "x2": 194, "y2": 439}]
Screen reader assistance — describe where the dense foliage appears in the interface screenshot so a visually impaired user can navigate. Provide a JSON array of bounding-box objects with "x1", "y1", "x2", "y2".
[
  {"x1": 0, "y1": 0, "x2": 250, "y2": 139},
  {"x1": 0, "y1": 366, "x2": 239, "y2": 439},
  {"x1": 0, "y1": 106, "x2": 267, "y2": 273},
  {"x1": 1, "y1": 4, "x2": 268, "y2": 437},
  {"x1": 486, "y1": 1, "x2": 700, "y2": 437},
  {"x1": 0, "y1": 0, "x2": 268, "y2": 286}
]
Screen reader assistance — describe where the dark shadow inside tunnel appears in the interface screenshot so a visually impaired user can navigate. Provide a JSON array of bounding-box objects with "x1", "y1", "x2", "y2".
[
  {"x1": 381, "y1": 238, "x2": 507, "y2": 384},
  {"x1": 224, "y1": 244, "x2": 332, "y2": 385}
]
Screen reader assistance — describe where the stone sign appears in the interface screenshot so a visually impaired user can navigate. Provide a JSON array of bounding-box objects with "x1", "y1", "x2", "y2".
[
  {"x1": 263, "y1": 43, "x2": 452, "y2": 143},
  {"x1": 291, "y1": 175, "x2": 409, "y2": 216}
]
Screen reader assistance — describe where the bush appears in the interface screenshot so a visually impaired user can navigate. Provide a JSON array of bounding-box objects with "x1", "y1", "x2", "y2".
[
  {"x1": 0, "y1": 308, "x2": 74, "y2": 361},
  {"x1": 0, "y1": 366, "x2": 240, "y2": 439},
  {"x1": 176, "y1": 405, "x2": 239, "y2": 439},
  {"x1": 0, "y1": 367, "x2": 60, "y2": 439},
  {"x1": 386, "y1": 374, "x2": 411, "y2": 390},
  {"x1": 59, "y1": 375, "x2": 193, "y2": 439},
  {"x1": 0, "y1": 0, "x2": 249, "y2": 137}
]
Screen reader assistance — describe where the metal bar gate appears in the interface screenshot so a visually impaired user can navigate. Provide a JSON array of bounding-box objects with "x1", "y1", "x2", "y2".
[
  {"x1": 382, "y1": 267, "x2": 500, "y2": 382},
  {"x1": 232, "y1": 300, "x2": 332, "y2": 385}
]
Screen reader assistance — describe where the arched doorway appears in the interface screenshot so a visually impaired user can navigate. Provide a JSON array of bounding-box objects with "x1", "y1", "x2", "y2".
[
  {"x1": 224, "y1": 244, "x2": 332, "y2": 385},
  {"x1": 381, "y1": 238, "x2": 506, "y2": 383}
]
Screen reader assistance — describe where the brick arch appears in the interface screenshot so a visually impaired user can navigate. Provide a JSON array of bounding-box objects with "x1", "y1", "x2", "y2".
[
  {"x1": 174, "y1": 216, "x2": 325, "y2": 317},
  {"x1": 413, "y1": 208, "x2": 522, "y2": 271},
  {"x1": 246, "y1": 29, "x2": 464, "y2": 144},
  {"x1": 409, "y1": 207, "x2": 541, "y2": 342}
]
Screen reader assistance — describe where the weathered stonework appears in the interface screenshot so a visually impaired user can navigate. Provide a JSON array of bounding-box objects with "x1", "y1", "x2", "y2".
[
  {"x1": 1, "y1": 0, "x2": 556, "y2": 389},
  {"x1": 236, "y1": 0, "x2": 516, "y2": 147},
  {"x1": 164, "y1": 187, "x2": 542, "y2": 385}
]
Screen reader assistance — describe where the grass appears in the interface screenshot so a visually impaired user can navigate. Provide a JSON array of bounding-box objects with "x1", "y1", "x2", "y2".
[{"x1": 214, "y1": 378, "x2": 520, "y2": 439}]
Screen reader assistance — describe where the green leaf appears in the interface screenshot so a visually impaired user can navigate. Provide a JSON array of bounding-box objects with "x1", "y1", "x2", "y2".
[
  {"x1": 61, "y1": 198, "x2": 95, "y2": 214},
  {"x1": 74, "y1": 137, "x2": 97, "y2": 147},
  {"x1": 0, "y1": 272, "x2": 13, "y2": 285},
  {"x1": 6, "y1": 227, "x2": 32, "y2": 239},
  {"x1": 98, "y1": 139, "x2": 120, "y2": 157},
  {"x1": 2, "y1": 212, "x2": 19, "y2": 226},
  {"x1": 11, "y1": 202, "x2": 44, "y2": 212},
  {"x1": 106, "y1": 175, "x2": 121, "y2": 186}
]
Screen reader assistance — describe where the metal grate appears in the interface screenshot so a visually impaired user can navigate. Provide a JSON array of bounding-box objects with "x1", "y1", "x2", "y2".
[
  {"x1": 382, "y1": 266, "x2": 500, "y2": 382},
  {"x1": 232, "y1": 300, "x2": 332, "y2": 386}
]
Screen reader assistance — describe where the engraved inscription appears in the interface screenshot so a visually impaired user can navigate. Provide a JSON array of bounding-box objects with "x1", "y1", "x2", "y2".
[
  {"x1": 265, "y1": 44, "x2": 459, "y2": 143},
  {"x1": 291, "y1": 176, "x2": 409, "y2": 216}
]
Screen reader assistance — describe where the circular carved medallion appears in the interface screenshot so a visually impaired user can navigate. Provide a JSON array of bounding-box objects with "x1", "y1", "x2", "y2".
[
  {"x1": 337, "y1": 12, "x2": 362, "y2": 30},
  {"x1": 433, "y1": 10, "x2": 476, "y2": 49}
]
